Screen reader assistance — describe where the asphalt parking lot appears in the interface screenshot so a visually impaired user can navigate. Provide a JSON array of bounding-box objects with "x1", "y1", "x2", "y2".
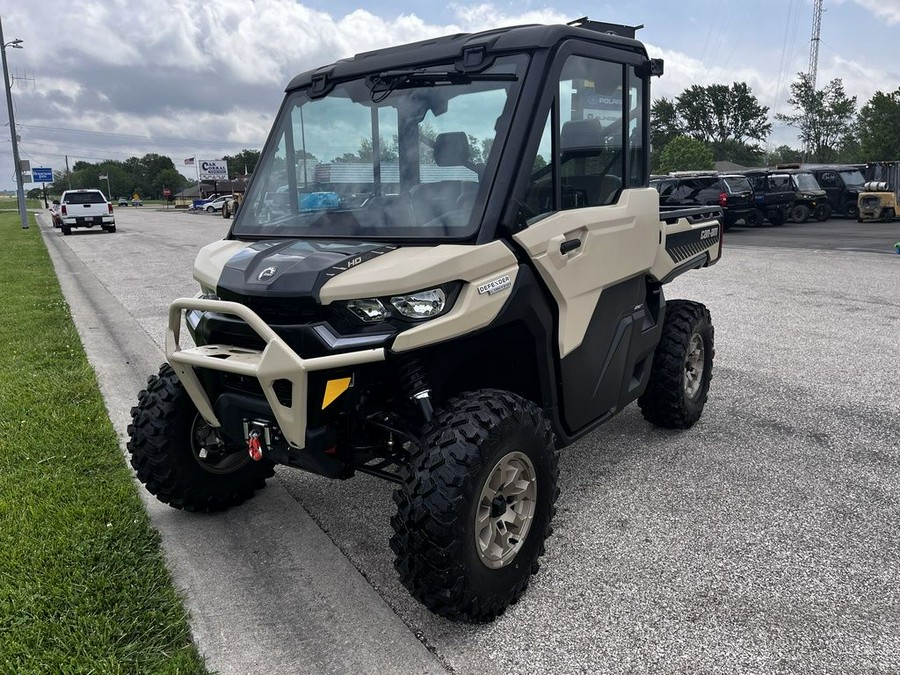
[{"x1": 39, "y1": 207, "x2": 900, "y2": 674}]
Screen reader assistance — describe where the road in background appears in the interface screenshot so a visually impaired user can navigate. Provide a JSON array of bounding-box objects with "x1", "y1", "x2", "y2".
[
  {"x1": 39, "y1": 208, "x2": 900, "y2": 674},
  {"x1": 725, "y1": 216, "x2": 900, "y2": 255}
]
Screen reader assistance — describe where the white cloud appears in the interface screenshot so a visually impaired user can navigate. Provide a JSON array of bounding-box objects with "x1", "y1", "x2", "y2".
[{"x1": 851, "y1": 0, "x2": 900, "y2": 24}]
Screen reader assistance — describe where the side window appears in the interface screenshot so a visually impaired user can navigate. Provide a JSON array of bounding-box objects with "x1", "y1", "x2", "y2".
[
  {"x1": 818, "y1": 171, "x2": 837, "y2": 188},
  {"x1": 558, "y1": 55, "x2": 625, "y2": 209}
]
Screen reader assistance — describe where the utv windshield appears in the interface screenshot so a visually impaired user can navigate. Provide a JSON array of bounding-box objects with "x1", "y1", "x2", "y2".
[
  {"x1": 794, "y1": 172, "x2": 820, "y2": 191},
  {"x1": 234, "y1": 56, "x2": 527, "y2": 239}
]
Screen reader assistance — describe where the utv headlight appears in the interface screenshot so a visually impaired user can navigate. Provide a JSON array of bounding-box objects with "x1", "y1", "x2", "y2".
[
  {"x1": 390, "y1": 288, "x2": 446, "y2": 319},
  {"x1": 346, "y1": 298, "x2": 388, "y2": 322}
]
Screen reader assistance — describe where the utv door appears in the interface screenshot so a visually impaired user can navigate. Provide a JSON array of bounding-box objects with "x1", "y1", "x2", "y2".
[{"x1": 509, "y1": 50, "x2": 662, "y2": 434}]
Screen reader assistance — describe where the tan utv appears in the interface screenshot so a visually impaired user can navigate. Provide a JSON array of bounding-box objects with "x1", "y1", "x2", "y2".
[
  {"x1": 857, "y1": 181, "x2": 897, "y2": 222},
  {"x1": 128, "y1": 19, "x2": 723, "y2": 622}
]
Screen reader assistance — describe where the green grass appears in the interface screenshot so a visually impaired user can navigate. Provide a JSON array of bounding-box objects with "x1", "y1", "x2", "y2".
[{"x1": 0, "y1": 213, "x2": 207, "y2": 674}]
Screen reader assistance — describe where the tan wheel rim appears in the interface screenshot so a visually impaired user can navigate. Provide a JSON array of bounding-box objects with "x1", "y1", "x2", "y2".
[{"x1": 474, "y1": 451, "x2": 537, "y2": 569}]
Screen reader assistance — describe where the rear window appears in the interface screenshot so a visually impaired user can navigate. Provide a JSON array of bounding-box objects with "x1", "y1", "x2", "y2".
[
  {"x1": 723, "y1": 177, "x2": 751, "y2": 193},
  {"x1": 64, "y1": 191, "x2": 106, "y2": 205}
]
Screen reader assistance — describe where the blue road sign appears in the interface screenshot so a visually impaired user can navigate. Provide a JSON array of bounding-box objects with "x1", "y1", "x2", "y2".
[{"x1": 31, "y1": 167, "x2": 53, "y2": 183}]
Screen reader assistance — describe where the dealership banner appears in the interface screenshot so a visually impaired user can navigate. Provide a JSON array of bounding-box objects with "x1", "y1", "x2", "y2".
[{"x1": 197, "y1": 159, "x2": 229, "y2": 180}]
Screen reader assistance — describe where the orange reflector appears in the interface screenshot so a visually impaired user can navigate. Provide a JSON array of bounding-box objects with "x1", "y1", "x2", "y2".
[{"x1": 322, "y1": 377, "x2": 352, "y2": 409}]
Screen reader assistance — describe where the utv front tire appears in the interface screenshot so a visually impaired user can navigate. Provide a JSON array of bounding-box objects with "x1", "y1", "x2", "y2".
[
  {"x1": 391, "y1": 390, "x2": 558, "y2": 622},
  {"x1": 127, "y1": 363, "x2": 275, "y2": 511},
  {"x1": 790, "y1": 203, "x2": 810, "y2": 223},
  {"x1": 638, "y1": 300, "x2": 714, "y2": 429}
]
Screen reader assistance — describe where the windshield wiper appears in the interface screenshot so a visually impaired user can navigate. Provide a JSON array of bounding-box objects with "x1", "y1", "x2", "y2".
[{"x1": 368, "y1": 69, "x2": 517, "y2": 102}]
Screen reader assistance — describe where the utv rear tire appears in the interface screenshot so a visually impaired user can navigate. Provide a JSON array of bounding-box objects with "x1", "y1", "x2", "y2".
[
  {"x1": 846, "y1": 204, "x2": 859, "y2": 219},
  {"x1": 768, "y1": 210, "x2": 784, "y2": 227},
  {"x1": 127, "y1": 363, "x2": 275, "y2": 512},
  {"x1": 391, "y1": 389, "x2": 558, "y2": 622},
  {"x1": 881, "y1": 208, "x2": 894, "y2": 223},
  {"x1": 638, "y1": 300, "x2": 714, "y2": 429}
]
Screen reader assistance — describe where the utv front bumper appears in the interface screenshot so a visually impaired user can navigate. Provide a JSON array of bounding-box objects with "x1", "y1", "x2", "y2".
[{"x1": 166, "y1": 297, "x2": 386, "y2": 449}]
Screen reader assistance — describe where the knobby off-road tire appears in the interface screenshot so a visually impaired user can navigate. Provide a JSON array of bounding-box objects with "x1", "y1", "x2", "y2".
[
  {"x1": 127, "y1": 363, "x2": 275, "y2": 512},
  {"x1": 846, "y1": 203, "x2": 859, "y2": 220},
  {"x1": 638, "y1": 300, "x2": 714, "y2": 429},
  {"x1": 391, "y1": 389, "x2": 559, "y2": 622},
  {"x1": 814, "y1": 203, "x2": 832, "y2": 221},
  {"x1": 791, "y1": 203, "x2": 811, "y2": 223}
]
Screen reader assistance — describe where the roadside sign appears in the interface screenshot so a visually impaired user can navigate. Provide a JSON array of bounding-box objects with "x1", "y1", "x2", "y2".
[
  {"x1": 163, "y1": 188, "x2": 171, "y2": 197},
  {"x1": 31, "y1": 167, "x2": 53, "y2": 183}
]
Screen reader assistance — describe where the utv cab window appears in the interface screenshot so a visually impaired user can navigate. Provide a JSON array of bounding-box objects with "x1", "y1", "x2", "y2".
[
  {"x1": 519, "y1": 54, "x2": 638, "y2": 226},
  {"x1": 559, "y1": 56, "x2": 626, "y2": 209}
]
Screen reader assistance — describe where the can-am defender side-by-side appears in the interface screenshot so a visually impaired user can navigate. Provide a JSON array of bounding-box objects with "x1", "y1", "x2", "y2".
[{"x1": 128, "y1": 20, "x2": 722, "y2": 622}]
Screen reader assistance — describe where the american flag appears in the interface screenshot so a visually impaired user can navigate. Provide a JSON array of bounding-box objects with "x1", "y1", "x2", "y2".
[{"x1": 184, "y1": 157, "x2": 195, "y2": 166}]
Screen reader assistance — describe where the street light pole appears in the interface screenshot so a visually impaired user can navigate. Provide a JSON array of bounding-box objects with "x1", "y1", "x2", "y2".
[{"x1": 0, "y1": 15, "x2": 27, "y2": 229}]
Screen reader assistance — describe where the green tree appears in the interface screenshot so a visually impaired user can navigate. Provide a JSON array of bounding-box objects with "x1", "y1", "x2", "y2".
[
  {"x1": 658, "y1": 136, "x2": 715, "y2": 173},
  {"x1": 858, "y1": 88, "x2": 900, "y2": 160},
  {"x1": 356, "y1": 137, "x2": 398, "y2": 162},
  {"x1": 775, "y1": 73, "x2": 857, "y2": 163},
  {"x1": 765, "y1": 144, "x2": 803, "y2": 165},
  {"x1": 675, "y1": 82, "x2": 771, "y2": 161},
  {"x1": 222, "y1": 149, "x2": 262, "y2": 178},
  {"x1": 650, "y1": 97, "x2": 680, "y2": 171},
  {"x1": 152, "y1": 168, "x2": 189, "y2": 198}
]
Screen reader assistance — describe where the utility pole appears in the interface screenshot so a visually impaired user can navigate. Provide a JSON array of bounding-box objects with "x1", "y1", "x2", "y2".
[{"x1": 0, "y1": 14, "x2": 28, "y2": 229}]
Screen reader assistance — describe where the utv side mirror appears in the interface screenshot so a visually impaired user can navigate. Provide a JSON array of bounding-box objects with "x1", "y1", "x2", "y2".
[{"x1": 636, "y1": 59, "x2": 664, "y2": 78}]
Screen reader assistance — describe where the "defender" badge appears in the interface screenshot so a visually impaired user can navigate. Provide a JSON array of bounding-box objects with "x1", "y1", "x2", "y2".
[{"x1": 477, "y1": 275, "x2": 512, "y2": 295}]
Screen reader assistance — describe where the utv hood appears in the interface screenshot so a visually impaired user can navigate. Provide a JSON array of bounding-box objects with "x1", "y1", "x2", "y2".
[{"x1": 215, "y1": 239, "x2": 396, "y2": 301}]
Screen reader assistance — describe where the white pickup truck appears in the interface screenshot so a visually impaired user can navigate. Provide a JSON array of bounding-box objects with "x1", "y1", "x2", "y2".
[{"x1": 59, "y1": 189, "x2": 116, "y2": 235}]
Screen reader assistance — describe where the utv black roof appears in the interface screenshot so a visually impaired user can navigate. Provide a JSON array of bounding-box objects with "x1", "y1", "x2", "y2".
[{"x1": 286, "y1": 21, "x2": 649, "y2": 93}]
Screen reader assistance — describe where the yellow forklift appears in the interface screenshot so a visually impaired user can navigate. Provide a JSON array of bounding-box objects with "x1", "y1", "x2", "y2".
[{"x1": 857, "y1": 181, "x2": 896, "y2": 222}]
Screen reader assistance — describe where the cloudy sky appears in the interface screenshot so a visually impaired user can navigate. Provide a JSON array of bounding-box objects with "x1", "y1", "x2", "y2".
[{"x1": 2, "y1": 0, "x2": 899, "y2": 191}]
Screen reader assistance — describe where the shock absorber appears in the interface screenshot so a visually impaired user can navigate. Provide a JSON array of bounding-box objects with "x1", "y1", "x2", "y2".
[{"x1": 397, "y1": 356, "x2": 433, "y2": 422}]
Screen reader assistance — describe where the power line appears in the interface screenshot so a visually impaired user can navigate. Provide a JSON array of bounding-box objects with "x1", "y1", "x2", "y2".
[{"x1": 17, "y1": 123, "x2": 263, "y2": 147}]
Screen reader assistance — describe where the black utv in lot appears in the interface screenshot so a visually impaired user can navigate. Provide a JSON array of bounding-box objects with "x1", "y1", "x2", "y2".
[
  {"x1": 741, "y1": 169, "x2": 821, "y2": 225},
  {"x1": 804, "y1": 165, "x2": 866, "y2": 219}
]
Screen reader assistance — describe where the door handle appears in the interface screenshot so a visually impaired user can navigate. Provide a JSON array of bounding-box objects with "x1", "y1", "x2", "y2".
[{"x1": 559, "y1": 238, "x2": 582, "y2": 254}]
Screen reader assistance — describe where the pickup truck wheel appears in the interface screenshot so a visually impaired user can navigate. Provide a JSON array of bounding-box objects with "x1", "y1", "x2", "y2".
[
  {"x1": 638, "y1": 300, "x2": 714, "y2": 429},
  {"x1": 391, "y1": 389, "x2": 558, "y2": 622},
  {"x1": 61, "y1": 224, "x2": 71, "y2": 236},
  {"x1": 790, "y1": 204, "x2": 810, "y2": 223},
  {"x1": 127, "y1": 363, "x2": 275, "y2": 512}
]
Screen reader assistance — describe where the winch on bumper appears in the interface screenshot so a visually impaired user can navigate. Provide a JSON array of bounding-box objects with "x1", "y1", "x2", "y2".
[{"x1": 166, "y1": 297, "x2": 386, "y2": 459}]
